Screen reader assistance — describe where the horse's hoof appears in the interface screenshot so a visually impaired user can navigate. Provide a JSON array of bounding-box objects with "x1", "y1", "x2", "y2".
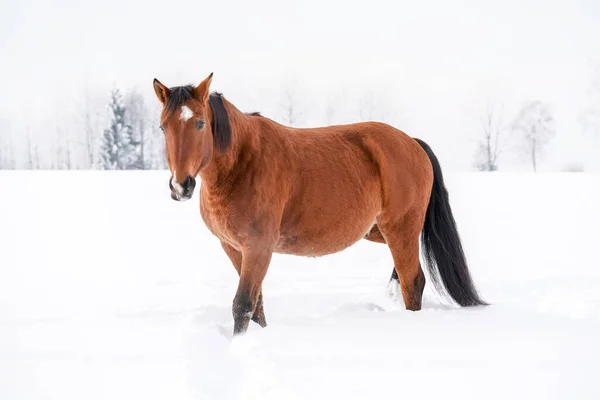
[{"x1": 252, "y1": 315, "x2": 267, "y2": 328}]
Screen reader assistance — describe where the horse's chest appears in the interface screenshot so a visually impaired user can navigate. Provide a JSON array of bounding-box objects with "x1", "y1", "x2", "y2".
[{"x1": 199, "y1": 195, "x2": 245, "y2": 248}]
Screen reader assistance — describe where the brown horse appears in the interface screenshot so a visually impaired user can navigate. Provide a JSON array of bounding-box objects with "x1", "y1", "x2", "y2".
[{"x1": 153, "y1": 73, "x2": 487, "y2": 335}]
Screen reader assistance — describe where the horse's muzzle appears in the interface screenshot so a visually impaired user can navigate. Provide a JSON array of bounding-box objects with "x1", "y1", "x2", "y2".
[{"x1": 169, "y1": 176, "x2": 196, "y2": 201}]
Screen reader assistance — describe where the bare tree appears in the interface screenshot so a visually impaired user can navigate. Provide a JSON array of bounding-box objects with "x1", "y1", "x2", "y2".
[
  {"x1": 357, "y1": 90, "x2": 391, "y2": 122},
  {"x1": 64, "y1": 129, "x2": 72, "y2": 169},
  {"x1": 126, "y1": 89, "x2": 149, "y2": 169},
  {"x1": 148, "y1": 106, "x2": 168, "y2": 169},
  {"x1": 324, "y1": 100, "x2": 336, "y2": 125},
  {"x1": 323, "y1": 88, "x2": 352, "y2": 125},
  {"x1": 512, "y1": 101, "x2": 555, "y2": 172},
  {"x1": 0, "y1": 118, "x2": 11, "y2": 169},
  {"x1": 5, "y1": 135, "x2": 16, "y2": 169},
  {"x1": 473, "y1": 102, "x2": 506, "y2": 171},
  {"x1": 580, "y1": 63, "x2": 600, "y2": 136},
  {"x1": 32, "y1": 140, "x2": 40, "y2": 169},
  {"x1": 280, "y1": 86, "x2": 300, "y2": 127},
  {"x1": 49, "y1": 127, "x2": 72, "y2": 170},
  {"x1": 55, "y1": 128, "x2": 63, "y2": 169},
  {"x1": 0, "y1": 136, "x2": 16, "y2": 170},
  {"x1": 0, "y1": 134, "x2": 4, "y2": 169},
  {"x1": 278, "y1": 76, "x2": 309, "y2": 127},
  {"x1": 83, "y1": 89, "x2": 96, "y2": 168},
  {"x1": 24, "y1": 125, "x2": 34, "y2": 169}
]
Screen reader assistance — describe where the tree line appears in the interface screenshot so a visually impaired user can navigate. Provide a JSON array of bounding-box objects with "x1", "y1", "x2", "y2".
[
  {"x1": 1, "y1": 72, "x2": 598, "y2": 172},
  {"x1": 0, "y1": 87, "x2": 167, "y2": 171},
  {"x1": 473, "y1": 100, "x2": 558, "y2": 172}
]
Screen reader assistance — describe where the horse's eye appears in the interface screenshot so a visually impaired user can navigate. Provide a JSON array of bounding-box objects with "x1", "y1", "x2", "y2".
[
  {"x1": 159, "y1": 125, "x2": 165, "y2": 132},
  {"x1": 196, "y1": 120, "x2": 205, "y2": 130}
]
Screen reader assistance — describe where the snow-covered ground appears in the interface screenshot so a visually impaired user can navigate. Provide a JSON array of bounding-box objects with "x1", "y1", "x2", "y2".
[{"x1": 1, "y1": 171, "x2": 599, "y2": 399}]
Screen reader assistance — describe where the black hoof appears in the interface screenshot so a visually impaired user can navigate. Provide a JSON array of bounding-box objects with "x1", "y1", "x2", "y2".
[{"x1": 252, "y1": 314, "x2": 267, "y2": 328}]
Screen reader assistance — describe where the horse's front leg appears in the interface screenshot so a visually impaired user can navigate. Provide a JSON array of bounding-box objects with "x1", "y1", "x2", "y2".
[
  {"x1": 220, "y1": 241, "x2": 267, "y2": 328},
  {"x1": 232, "y1": 243, "x2": 273, "y2": 335}
]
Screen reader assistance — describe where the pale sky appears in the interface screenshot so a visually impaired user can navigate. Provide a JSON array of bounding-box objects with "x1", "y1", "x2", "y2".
[{"x1": 1, "y1": 0, "x2": 600, "y2": 171}]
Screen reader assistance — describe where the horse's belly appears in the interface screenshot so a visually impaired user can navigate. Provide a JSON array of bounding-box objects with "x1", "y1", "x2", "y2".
[{"x1": 275, "y1": 214, "x2": 377, "y2": 257}]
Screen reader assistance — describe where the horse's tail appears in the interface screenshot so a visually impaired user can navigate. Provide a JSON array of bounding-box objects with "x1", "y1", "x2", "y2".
[{"x1": 414, "y1": 138, "x2": 488, "y2": 307}]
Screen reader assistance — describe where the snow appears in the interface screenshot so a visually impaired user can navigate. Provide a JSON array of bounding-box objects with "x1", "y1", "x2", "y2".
[
  {"x1": 1, "y1": 170, "x2": 599, "y2": 400},
  {"x1": 180, "y1": 106, "x2": 194, "y2": 122}
]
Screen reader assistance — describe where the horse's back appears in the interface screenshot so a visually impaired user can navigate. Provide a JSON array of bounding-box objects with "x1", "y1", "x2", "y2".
[{"x1": 290, "y1": 121, "x2": 432, "y2": 200}]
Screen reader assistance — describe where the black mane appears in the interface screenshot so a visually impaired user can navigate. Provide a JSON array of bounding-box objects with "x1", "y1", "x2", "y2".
[
  {"x1": 165, "y1": 85, "x2": 232, "y2": 152},
  {"x1": 208, "y1": 92, "x2": 231, "y2": 151}
]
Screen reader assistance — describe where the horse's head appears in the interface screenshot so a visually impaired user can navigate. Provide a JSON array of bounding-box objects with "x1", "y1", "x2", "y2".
[{"x1": 153, "y1": 73, "x2": 214, "y2": 201}]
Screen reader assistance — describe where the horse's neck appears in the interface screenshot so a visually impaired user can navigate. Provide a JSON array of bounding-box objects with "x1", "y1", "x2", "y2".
[{"x1": 199, "y1": 102, "x2": 259, "y2": 192}]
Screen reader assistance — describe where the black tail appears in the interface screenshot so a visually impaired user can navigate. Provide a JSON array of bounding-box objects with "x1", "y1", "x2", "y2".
[{"x1": 395, "y1": 138, "x2": 487, "y2": 307}]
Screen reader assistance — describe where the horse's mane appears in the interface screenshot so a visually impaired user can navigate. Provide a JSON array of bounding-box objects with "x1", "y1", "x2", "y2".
[
  {"x1": 207, "y1": 92, "x2": 231, "y2": 151},
  {"x1": 165, "y1": 85, "x2": 233, "y2": 151}
]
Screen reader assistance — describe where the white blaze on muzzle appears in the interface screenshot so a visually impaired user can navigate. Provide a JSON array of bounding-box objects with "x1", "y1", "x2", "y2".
[{"x1": 171, "y1": 173, "x2": 185, "y2": 197}]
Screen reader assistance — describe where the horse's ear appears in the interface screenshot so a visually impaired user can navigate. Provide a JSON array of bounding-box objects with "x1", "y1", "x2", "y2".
[
  {"x1": 194, "y1": 72, "x2": 213, "y2": 103},
  {"x1": 153, "y1": 78, "x2": 170, "y2": 104}
]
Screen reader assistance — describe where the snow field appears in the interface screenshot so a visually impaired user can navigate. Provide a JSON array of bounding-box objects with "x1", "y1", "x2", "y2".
[{"x1": 1, "y1": 171, "x2": 599, "y2": 399}]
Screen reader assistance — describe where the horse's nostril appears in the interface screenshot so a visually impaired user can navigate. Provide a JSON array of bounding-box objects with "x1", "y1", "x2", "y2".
[{"x1": 183, "y1": 176, "x2": 195, "y2": 191}]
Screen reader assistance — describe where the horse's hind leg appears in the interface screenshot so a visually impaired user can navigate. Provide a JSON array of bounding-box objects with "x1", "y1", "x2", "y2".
[
  {"x1": 220, "y1": 242, "x2": 267, "y2": 328},
  {"x1": 252, "y1": 293, "x2": 267, "y2": 327},
  {"x1": 364, "y1": 224, "x2": 401, "y2": 292},
  {"x1": 377, "y1": 210, "x2": 426, "y2": 311}
]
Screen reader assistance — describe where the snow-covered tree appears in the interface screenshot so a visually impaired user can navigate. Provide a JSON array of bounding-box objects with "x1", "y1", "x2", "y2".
[
  {"x1": 99, "y1": 123, "x2": 118, "y2": 170},
  {"x1": 99, "y1": 91, "x2": 119, "y2": 170},
  {"x1": 512, "y1": 101, "x2": 555, "y2": 172},
  {"x1": 100, "y1": 88, "x2": 142, "y2": 170}
]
